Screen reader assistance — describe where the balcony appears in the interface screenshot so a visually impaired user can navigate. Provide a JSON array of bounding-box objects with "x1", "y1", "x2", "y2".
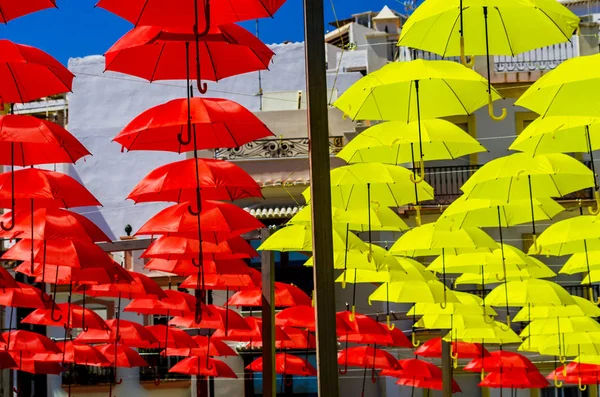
[
  {"x1": 138, "y1": 349, "x2": 190, "y2": 383},
  {"x1": 420, "y1": 162, "x2": 594, "y2": 206},
  {"x1": 214, "y1": 136, "x2": 344, "y2": 161},
  {"x1": 62, "y1": 365, "x2": 114, "y2": 387}
]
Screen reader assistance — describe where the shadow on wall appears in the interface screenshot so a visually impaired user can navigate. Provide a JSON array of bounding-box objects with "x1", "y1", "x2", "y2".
[{"x1": 64, "y1": 163, "x2": 117, "y2": 241}]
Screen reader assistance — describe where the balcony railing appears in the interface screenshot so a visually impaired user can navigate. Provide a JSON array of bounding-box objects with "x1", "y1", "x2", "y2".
[
  {"x1": 494, "y1": 36, "x2": 579, "y2": 73},
  {"x1": 62, "y1": 365, "x2": 114, "y2": 386},
  {"x1": 420, "y1": 162, "x2": 594, "y2": 206},
  {"x1": 214, "y1": 136, "x2": 344, "y2": 161},
  {"x1": 138, "y1": 349, "x2": 190, "y2": 383}
]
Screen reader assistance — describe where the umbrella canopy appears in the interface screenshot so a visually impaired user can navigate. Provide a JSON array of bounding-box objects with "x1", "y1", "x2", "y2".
[
  {"x1": 96, "y1": 344, "x2": 148, "y2": 368},
  {"x1": 136, "y1": 200, "x2": 263, "y2": 238},
  {"x1": 535, "y1": 215, "x2": 600, "y2": 256},
  {"x1": 96, "y1": 0, "x2": 286, "y2": 27},
  {"x1": 227, "y1": 282, "x2": 311, "y2": 307},
  {"x1": 513, "y1": 297, "x2": 600, "y2": 321},
  {"x1": 337, "y1": 347, "x2": 400, "y2": 370},
  {"x1": 15, "y1": 260, "x2": 132, "y2": 286},
  {"x1": 444, "y1": 321, "x2": 522, "y2": 345},
  {"x1": 0, "y1": 1, "x2": 57, "y2": 23},
  {"x1": 333, "y1": 59, "x2": 501, "y2": 122},
  {"x1": 0, "y1": 283, "x2": 51, "y2": 309},
  {"x1": 480, "y1": 370, "x2": 549, "y2": 389},
  {"x1": 141, "y1": 236, "x2": 258, "y2": 260},
  {"x1": 161, "y1": 336, "x2": 237, "y2": 358},
  {"x1": 105, "y1": 24, "x2": 274, "y2": 83},
  {"x1": 180, "y1": 270, "x2": 261, "y2": 291},
  {"x1": 464, "y1": 351, "x2": 536, "y2": 372},
  {"x1": 247, "y1": 353, "x2": 317, "y2": 377},
  {"x1": 485, "y1": 279, "x2": 576, "y2": 307},
  {"x1": 416, "y1": 337, "x2": 489, "y2": 359},
  {"x1": 521, "y1": 317, "x2": 600, "y2": 337},
  {"x1": 211, "y1": 317, "x2": 290, "y2": 347},
  {"x1": 396, "y1": 377, "x2": 462, "y2": 393},
  {"x1": 145, "y1": 325, "x2": 198, "y2": 349},
  {"x1": 40, "y1": 341, "x2": 110, "y2": 367},
  {"x1": 22, "y1": 303, "x2": 109, "y2": 330},
  {"x1": 0, "y1": 114, "x2": 89, "y2": 166},
  {"x1": 78, "y1": 272, "x2": 167, "y2": 300},
  {"x1": 0, "y1": 40, "x2": 74, "y2": 103},
  {"x1": 2, "y1": 330, "x2": 60, "y2": 353},
  {"x1": 259, "y1": 224, "x2": 367, "y2": 253},
  {"x1": 369, "y1": 280, "x2": 459, "y2": 305},
  {"x1": 398, "y1": 0, "x2": 578, "y2": 57},
  {"x1": 74, "y1": 319, "x2": 158, "y2": 348},
  {"x1": 9, "y1": 351, "x2": 63, "y2": 374},
  {"x1": 169, "y1": 305, "x2": 250, "y2": 331},
  {"x1": 127, "y1": 158, "x2": 262, "y2": 204},
  {"x1": 169, "y1": 357, "x2": 237, "y2": 378},
  {"x1": 275, "y1": 305, "x2": 316, "y2": 330},
  {"x1": 337, "y1": 119, "x2": 486, "y2": 164},
  {"x1": 145, "y1": 257, "x2": 251, "y2": 277},
  {"x1": 124, "y1": 289, "x2": 198, "y2": 316},
  {"x1": 114, "y1": 97, "x2": 273, "y2": 153}
]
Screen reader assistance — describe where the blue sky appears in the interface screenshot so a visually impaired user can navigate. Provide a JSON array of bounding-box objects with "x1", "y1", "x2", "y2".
[{"x1": 0, "y1": 0, "x2": 411, "y2": 65}]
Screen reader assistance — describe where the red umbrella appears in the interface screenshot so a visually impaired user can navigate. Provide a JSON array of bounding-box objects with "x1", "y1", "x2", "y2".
[
  {"x1": 396, "y1": 377, "x2": 462, "y2": 393},
  {"x1": 141, "y1": 235, "x2": 258, "y2": 260},
  {"x1": 247, "y1": 353, "x2": 317, "y2": 377},
  {"x1": 114, "y1": 97, "x2": 273, "y2": 153},
  {"x1": 337, "y1": 346, "x2": 400, "y2": 371},
  {"x1": 169, "y1": 356, "x2": 237, "y2": 378},
  {"x1": 279, "y1": 327, "x2": 316, "y2": 350},
  {"x1": 124, "y1": 289, "x2": 197, "y2": 316},
  {"x1": 0, "y1": 1, "x2": 57, "y2": 23},
  {"x1": 22, "y1": 302, "x2": 109, "y2": 330},
  {"x1": 96, "y1": 344, "x2": 148, "y2": 368},
  {"x1": 169, "y1": 304, "x2": 250, "y2": 331},
  {"x1": 161, "y1": 335, "x2": 237, "y2": 357},
  {"x1": 212, "y1": 317, "x2": 290, "y2": 348},
  {"x1": 180, "y1": 270, "x2": 260, "y2": 290},
  {"x1": 394, "y1": 359, "x2": 443, "y2": 379},
  {"x1": 480, "y1": 370, "x2": 549, "y2": 389},
  {"x1": 0, "y1": 351, "x2": 16, "y2": 368},
  {"x1": 227, "y1": 282, "x2": 311, "y2": 308},
  {"x1": 79, "y1": 271, "x2": 167, "y2": 300},
  {"x1": 275, "y1": 305, "x2": 316, "y2": 330},
  {"x1": 145, "y1": 257, "x2": 251, "y2": 277},
  {"x1": 2, "y1": 330, "x2": 60, "y2": 353},
  {"x1": 15, "y1": 260, "x2": 132, "y2": 285},
  {"x1": 0, "y1": 168, "x2": 100, "y2": 231},
  {"x1": 9, "y1": 351, "x2": 63, "y2": 374},
  {"x1": 338, "y1": 322, "x2": 411, "y2": 348},
  {"x1": 97, "y1": 0, "x2": 286, "y2": 27},
  {"x1": 0, "y1": 40, "x2": 73, "y2": 104},
  {"x1": 1, "y1": 207, "x2": 111, "y2": 242},
  {"x1": 0, "y1": 283, "x2": 51, "y2": 309},
  {"x1": 145, "y1": 325, "x2": 198, "y2": 349},
  {"x1": 74, "y1": 319, "x2": 158, "y2": 348},
  {"x1": 464, "y1": 351, "x2": 537, "y2": 373},
  {"x1": 416, "y1": 337, "x2": 489, "y2": 359},
  {"x1": 0, "y1": 266, "x2": 17, "y2": 288},
  {"x1": 336, "y1": 311, "x2": 391, "y2": 337},
  {"x1": 127, "y1": 158, "x2": 262, "y2": 204},
  {"x1": 0, "y1": 115, "x2": 89, "y2": 166},
  {"x1": 37, "y1": 341, "x2": 110, "y2": 367},
  {"x1": 136, "y1": 200, "x2": 263, "y2": 238}
]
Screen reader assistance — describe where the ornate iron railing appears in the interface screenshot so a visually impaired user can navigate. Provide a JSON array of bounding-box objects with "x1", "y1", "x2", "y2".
[
  {"x1": 138, "y1": 349, "x2": 190, "y2": 382},
  {"x1": 214, "y1": 136, "x2": 344, "y2": 161},
  {"x1": 62, "y1": 365, "x2": 114, "y2": 386},
  {"x1": 494, "y1": 36, "x2": 579, "y2": 73}
]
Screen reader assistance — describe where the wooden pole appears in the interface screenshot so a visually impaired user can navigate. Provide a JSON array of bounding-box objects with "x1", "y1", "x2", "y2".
[
  {"x1": 303, "y1": 1, "x2": 340, "y2": 396},
  {"x1": 261, "y1": 228, "x2": 276, "y2": 397},
  {"x1": 442, "y1": 340, "x2": 453, "y2": 397}
]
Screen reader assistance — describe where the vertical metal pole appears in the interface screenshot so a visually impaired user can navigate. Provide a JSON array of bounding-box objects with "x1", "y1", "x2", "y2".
[
  {"x1": 303, "y1": 1, "x2": 339, "y2": 396},
  {"x1": 442, "y1": 340, "x2": 453, "y2": 397},
  {"x1": 261, "y1": 228, "x2": 276, "y2": 397}
]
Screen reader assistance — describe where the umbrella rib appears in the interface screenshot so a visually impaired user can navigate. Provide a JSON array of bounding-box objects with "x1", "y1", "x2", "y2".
[
  {"x1": 442, "y1": 12, "x2": 463, "y2": 57},
  {"x1": 441, "y1": 79, "x2": 469, "y2": 115},
  {"x1": 204, "y1": 42, "x2": 219, "y2": 82},
  {"x1": 536, "y1": 7, "x2": 575, "y2": 43},
  {"x1": 149, "y1": 44, "x2": 166, "y2": 83},
  {"x1": 494, "y1": 8, "x2": 515, "y2": 56},
  {"x1": 5, "y1": 64, "x2": 24, "y2": 104},
  {"x1": 541, "y1": 84, "x2": 565, "y2": 118}
]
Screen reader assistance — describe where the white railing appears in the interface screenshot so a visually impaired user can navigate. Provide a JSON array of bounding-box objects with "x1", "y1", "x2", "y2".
[{"x1": 494, "y1": 36, "x2": 579, "y2": 73}]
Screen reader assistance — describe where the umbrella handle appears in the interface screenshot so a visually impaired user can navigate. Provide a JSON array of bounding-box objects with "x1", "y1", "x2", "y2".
[
  {"x1": 284, "y1": 375, "x2": 293, "y2": 387},
  {"x1": 411, "y1": 332, "x2": 420, "y2": 348},
  {"x1": 50, "y1": 302, "x2": 63, "y2": 322},
  {"x1": 114, "y1": 377, "x2": 123, "y2": 385},
  {"x1": 531, "y1": 235, "x2": 543, "y2": 255},
  {"x1": 453, "y1": 357, "x2": 458, "y2": 369},
  {"x1": 560, "y1": 356, "x2": 567, "y2": 364},
  {"x1": 386, "y1": 315, "x2": 395, "y2": 331},
  {"x1": 82, "y1": 325, "x2": 89, "y2": 332},
  {"x1": 409, "y1": 161, "x2": 425, "y2": 184},
  {"x1": 349, "y1": 305, "x2": 356, "y2": 322},
  {"x1": 154, "y1": 372, "x2": 161, "y2": 386},
  {"x1": 188, "y1": 204, "x2": 201, "y2": 216},
  {"x1": 439, "y1": 301, "x2": 447, "y2": 310},
  {"x1": 460, "y1": 37, "x2": 475, "y2": 68},
  {"x1": 414, "y1": 205, "x2": 422, "y2": 227},
  {"x1": 371, "y1": 368, "x2": 377, "y2": 383},
  {"x1": 480, "y1": 370, "x2": 485, "y2": 382},
  {"x1": 338, "y1": 361, "x2": 348, "y2": 375},
  {"x1": 488, "y1": 94, "x2": 507, "y2": 121},
  {"x1": 579, "y1": 378, "x2": 587, "y2": 391},
  {"x1": 483, "y1": 315, "x2": 495, "y2": 324},
  {"x1": 0, "y1": 209, "x2": 14, "y2": 232},
  {"x1": 191, "y1": 258, "x2": 201, "y2": 268},
  {"x1": 554, "y1": 375, "x2": 563, "y2": 388},
  {"x1": 12, "y1": 387, "x2": 19, "y2": 396},
  {"x1": 588, "y1": 191, "x2": 600, "y2": 215},
  {"x1": 499, "y1": 315, "x2": 511, "y2": 331},
  {"x1": 495, "y1": 272, "x2": 506, "y2": 282}
]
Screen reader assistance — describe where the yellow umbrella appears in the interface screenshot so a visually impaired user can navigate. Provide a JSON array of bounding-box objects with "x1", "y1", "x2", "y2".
[
  {"x1": 521, "y1": 317, "x2": 600, "y2": 338},
  {"x1": 509, "y1": 115, "x2": 600, "y2": 213},
  {"x1": 302, "y1": 165, "x2": 434, "y2": 225},
  {"x1": 516, "y1": 54, "x2": 600, "y2": 119},
  {"x1": 461, "y1": 153, "x2": 594, "y2": 249},
  {"x1": 257, "y1": 223, "x2": 367, "y2": 252},
  {"x1": 520, "y1": 333, "x2": 600, "y2": 357},
  {"x1": 289, "y1": 205, "x2": 409, "y2": 232},
  {"x1": 415, "y1": 313, "x2": 495, "y2": 330},
  {"x1": 395, "y1": 257, "x2": 439, "y2": 282},
  {"x1": 337, "y1": 119, "x2": 486, "y2": 165},
  {"x1": 391, "y1": 222, "x2": 497, "y2": 307},
  {"x1": 369, "y1": 280, "x2": 459, "y2": 305},
  {"x1": 398, "y1": 0, "x2": 578, "y2": 118},
  {"x1": 408, "y1": 291, "x2": 497, "y2": 317},
  {"x1": 303, "y1": 244, "x2": 391, "y2": 271},
  {"x1": 561, "y1": 251, "x2": 600, "y2": 275},
  {"x1": 333, "y1": 59, "x2": 501, "y2": 185},
  {"x1": 454, "y1": 266, "x2": 555, "y2": 285},
  {"x1": 485, "y1": 279, "x2": 576, "y2": 308},
  {"x1": 443, "y1": 321, "x2": 522, "y2": 344},
  {"x1": 513, "y1": 297, "x2": 600, "y2": 322}
]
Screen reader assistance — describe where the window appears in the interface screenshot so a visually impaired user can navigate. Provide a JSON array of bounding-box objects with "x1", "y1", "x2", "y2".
[
  {"x1": 541, "y1": 386, "x2": 589, "y2": 397},
  {"x1": 515, "y1": 111, "x2": 538, "y2": 136},
  {"x1": 244, "y1": 352, "x2": 317, "y2": 397}
]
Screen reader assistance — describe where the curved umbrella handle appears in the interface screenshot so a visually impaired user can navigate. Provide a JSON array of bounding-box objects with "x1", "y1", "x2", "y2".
[
  {"x1": 439, "y1": 300, "x2": 448, "y2": 310},
  {"x1": 483, "y1": 315, "x2": 495, "y2": 325},
  {"x1": 411, "y1": 332, "x2": 420, "y2": 348},
  {"x1": 386, "y1": 314, "x2": 395, "y2": 331},
  {"x1": 409, "y1": 161, "x2": 425, "y2": 184},
  {"x1": 0, "y1": 208, "x2": 14, "y2": 232},
  {"x1": 177, "y1": 130, "x2": 192, "y2": 146},
  {"x1": 338, "y1": 360, "x2": 348, "y2": 375},
  {"x1": 50, "y1": 302, "x2": 63, "y2": 323},
  {"x1": 554, "y1": 375, "x2": 563, "y2": 388},
  {"x1": 371, "y1": 367, "x2": 377, "y2": 383},
  {"x1": 531, "y1": 235, "x2": 542, "y2": 255},
  {"x1": 114, "y1": 376, "x2": 123, "y2": 385},
  {"x1": 154, "y1": 376, "x2": 161, "y2": 387},
  {"x1": 460, "y1": 37, "x2": 475, "y2": 68},
  {"x1": 495, "y1": 272, "x2": 506, "y2": 282},
  {"x1": 205, "y1": 354, "x2": 213, "y2": 370},
  {"x1": 284, "y1": 375, "x2": 293, "y2": 387},
  {"x1": 560, "y1": 356, "x2": 567, "y2": 364},
  {"x1": 191, "y1": 258, "x2": 201, "y2": 268},
  {"x1": 488, "y1": 94, "x2": 507, "y2": 121},
  {"x1": 499, "y1": 315, "x2": 511, "y2": 331},
  {"x1": 589, "y1": 191, "x2": 600, "y2": 215},
  {"x1": 12, "y1": 387, "x2": 20, "y2": 396},
  {"x1": 579, "y1": 378, "x2": 587, "y2": 391},
  {"x1": 349, "y1": 305, "x2": 356, "y2": 322},
  {"x1": 188, "y1": 204, "x2": 201, "y2": 216}
]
